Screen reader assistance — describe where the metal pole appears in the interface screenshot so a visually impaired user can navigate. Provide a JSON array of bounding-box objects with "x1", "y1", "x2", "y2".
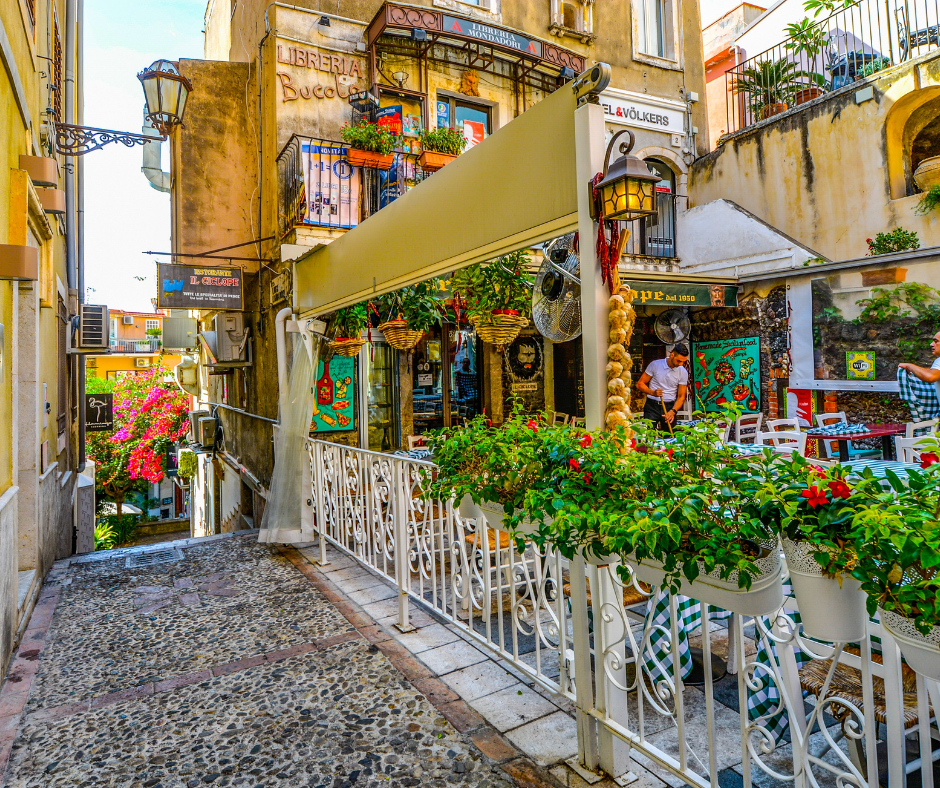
[{"x1": 393, "y1": 459, "x2": 415, "y2": 632}]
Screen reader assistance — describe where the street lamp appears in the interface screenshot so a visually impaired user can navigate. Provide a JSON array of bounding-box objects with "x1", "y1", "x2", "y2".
[
  {"x1": 590, "y1": 129, "x2": 659, "y2": 221},
  {"x1": 138, "y1": 60, "x2": 193, "y2": 136},
  {"x1": 53, "y1": 59, "x2": 193, "y2": 156}
]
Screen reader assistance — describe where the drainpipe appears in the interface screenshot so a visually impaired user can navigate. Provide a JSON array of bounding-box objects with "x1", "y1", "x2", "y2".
[
  {"x1": 141, "y1": 109, "x2": 170, "y2": 192},
  {"x1": 77, "y1": 0, "x2": 86, "y2": 471},
  {"x1": 274, "y1": 307, "x2": 293, "y2": 421},
  {"x1": 64, "y1": 0, "x2": 76, "y2": 291}
]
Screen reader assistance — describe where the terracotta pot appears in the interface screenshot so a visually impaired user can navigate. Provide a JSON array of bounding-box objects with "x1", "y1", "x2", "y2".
[
  {"x1": 759, "y1": 102, "x2": 788, "y2": 120},
  {"x1": 418, "y1": 150, "x2": 457, "y2": 172},
  {"x1": 345, "y1": 148, "x2": 395, "y2": 171},
  {"x1": 914, "y1": 154, "x2": 940, "y2": 192},
  {"x1": 794, "y1": 87, "x2": 825, "y2": 105}
]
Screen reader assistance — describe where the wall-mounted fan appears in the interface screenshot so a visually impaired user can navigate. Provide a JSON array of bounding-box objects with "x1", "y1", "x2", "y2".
[
  {"x1": 532, "y1": 234, "x2": 582, "y2": 343},
  {"x1": 653, "y1": 308, "x2": 690, "y2": 345}
]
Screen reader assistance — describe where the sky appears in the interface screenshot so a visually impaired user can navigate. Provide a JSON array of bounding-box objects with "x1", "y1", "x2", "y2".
[{"x1": 83, "y1": 0, "x2": 205, "y2": 313}]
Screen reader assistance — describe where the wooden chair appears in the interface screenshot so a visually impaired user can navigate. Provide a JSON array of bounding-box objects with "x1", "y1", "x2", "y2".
[
  {"x1": 735, "y1": 413, "x2": 763, "y2": 444},
  {"x1": 766, "y1": 418, "x2": 802, "y2": 432},
  {"x1": 571, "y1": 416, "x2": 586, "y2": 429},
  {"x1": 563, "y1": 577, "x2": 652, "y2": 624},
  {"x1": 552, "y1": 412, "x2": 570, "y2": 426},
  {"x1": 756, "y1": 430, "x2": 807, "y2": 455},
  {"x1": 905, "y1": 418, "x2": 939, "y2": 438},
  {"x1": 894, "y1": 435, "x2": 935, "y2": 463},
  {"x1": 814, "y1": 412, "x2": 881, "y2": 460}
]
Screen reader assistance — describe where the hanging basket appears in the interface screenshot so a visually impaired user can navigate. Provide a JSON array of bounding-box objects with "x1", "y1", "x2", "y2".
[
  {"x1": 345, "y1": 149, "x2": 395, "y2": 171},
  {"x1": 329, "y1": 338, "x2": 366, "y2": 357},
  {"x1": 471, "y1": 313, "x2": 529, "y2": 349},
  {"x1": 378, "y1": 319, "x2": 424, "y2": 352}
]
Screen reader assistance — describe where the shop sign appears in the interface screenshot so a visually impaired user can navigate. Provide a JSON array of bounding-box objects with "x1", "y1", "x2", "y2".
[
  {"x1": 276, "y1": 45, "x2": 364, "y2": 103},
  {"x1": 158, "y1": 264, "x2": 243, "y2": 310},
  {"x1": 846, "y1": 351, "x2": 875, "y2": 380},
  {"x1": 690, "y1": 337, "x2": 760, "y2": 413},
  {"x1": 85, "y1": 393, "x2": 113, "y2": 432},
  {"x1": 312, "y1": 355, "x2": 355, "y2": 433},
  {"x1": 601, "y1": 91, "x2": 685, "y2": 135},
  {"x1": 436, "y1": 100, "x2": 450, "y2": 128},
  {"x1": 624, "y1": 280, "x2": 738, "y2": 308},
  {"x1": 442, "y1": 16, "x2": 542, "y2": 57}
]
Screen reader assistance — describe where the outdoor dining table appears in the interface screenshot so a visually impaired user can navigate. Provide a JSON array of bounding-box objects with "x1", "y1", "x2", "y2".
[
  {"x1": 806, "y1": 423, "x2": 906, "y2": 462},
  {"x1": 842, "y1": 457, "x2": 916, "y2": 480}
]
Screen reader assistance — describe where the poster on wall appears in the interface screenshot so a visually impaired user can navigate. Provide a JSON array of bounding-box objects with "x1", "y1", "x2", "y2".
[
  {"x1": 690, "y1": 337, "x2": 760, "y2": 413},
  {"x1": 502, "y1": 334, "x2": 545, "y2": 412},
  {"x1": 311, "y1": 355, "x2": 356, "y2": 433},
  {"x1": 300, "y1": 142, "x2": 361, "y2": 229},
  {"x1": 846, "y1": 351, "x2": 875, "y2": 380}
]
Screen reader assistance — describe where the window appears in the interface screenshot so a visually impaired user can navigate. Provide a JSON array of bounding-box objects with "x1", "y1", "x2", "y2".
[
  {"x1": 549, "y1": 0, "x2": 595, "y2": 40},
  {"x1": 623, "y1": 159, "x2": 677, "y2": 258},
  {"x1": 439, "y1": 94, "x2": 493, "y2": 148},
  {"x1": 146, "y1": 319, "x2": 159, "y2": 331},
  {"x1": 24, "y1": 0, "x2": 35, "y2": 26},
  {"x1": 634, "y1": 0, "x2": 676, "y2": 61}
]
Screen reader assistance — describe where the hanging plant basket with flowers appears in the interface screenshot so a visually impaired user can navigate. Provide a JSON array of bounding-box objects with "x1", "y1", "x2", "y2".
[
  {"x1": 328, "y1": 302, "x2": 369, "y2": 357},
  {"x1": 374, "y1": 282, "x2": 443, "y2": 352},
  {"x1": 341, "y1": 120, "x2": 402, "y2": 171},
  {"x1": 451, "y1": 250, "x2": 534, "y2": 351},
  {"x1": 418, "y1": 126, "x2": 469, "y2": 172}
]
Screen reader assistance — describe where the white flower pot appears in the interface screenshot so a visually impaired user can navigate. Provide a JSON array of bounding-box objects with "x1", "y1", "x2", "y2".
[
  {"x1": 579, "y1": 544, "x2": 622, "y2": 566},
  {"x1": 477, "y1": 500, "x2": 540, "y2": 537},
  {"x1": 458, "y1": 493, "x2": 481, "y2": 520},
  {"x1": 782, "y1": 538, "x2": 867, "y2": 642},
  {"x1": 881, "y1": 608, "x2": 940, "y2": 681},
  {"x1": 626, "y1": 542, "x2": 783, "y2": 616}
]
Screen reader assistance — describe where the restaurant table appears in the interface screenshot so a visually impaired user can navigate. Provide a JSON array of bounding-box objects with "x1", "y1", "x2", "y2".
[
  {"x1": 806, "y1": 423, "x2": 906, "y2": 462},
  {"x1": 842, "y1": 458, "x2": 915, "y2": 480}
]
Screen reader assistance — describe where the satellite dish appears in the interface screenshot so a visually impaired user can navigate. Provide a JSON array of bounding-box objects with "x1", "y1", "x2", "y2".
[
  {"x1": 532, "y1": 234, "x2": 582, "y2": 343},
  {"x1": 653, "y1": 308, "x2": 691, "y2": 345}
]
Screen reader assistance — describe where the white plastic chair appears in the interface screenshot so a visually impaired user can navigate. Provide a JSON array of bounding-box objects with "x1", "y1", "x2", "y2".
[
  {"x1": 716, "y1": 421, "x2": 733, "y2": 443},
  {"x1": 766, "y1": 418, "x2": 802, "y2": 432},
  {"x1": 407, "y1": 435, "x2": 426, "y2": 450},
  {"x1": 734, "y1": 413, "x2": 763, "y2": 443},
  {"x1": 814, "y1": 412, "x2": 880, "y2": 460},
  {"x1": 756, "y1": 430, "x2": 807, "y2": 455},
  {"x1": 894, "y1": 436, "x2": 935, "y2": 463},
  {"x1": 905, "y1": 418, "x2": 939, "y2": 438}
]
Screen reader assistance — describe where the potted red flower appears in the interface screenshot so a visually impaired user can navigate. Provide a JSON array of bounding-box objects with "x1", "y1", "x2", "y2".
[{"x1": 341, "y1": 120, "x2": 402, "y2": 171}]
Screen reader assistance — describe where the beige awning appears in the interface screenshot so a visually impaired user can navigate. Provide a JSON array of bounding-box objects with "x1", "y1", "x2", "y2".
[{"x1": 293, "y1": 82, "x2": 580, "y2": 315}]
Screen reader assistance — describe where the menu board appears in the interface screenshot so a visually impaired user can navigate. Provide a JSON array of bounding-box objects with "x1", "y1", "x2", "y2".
[
  {"x1": 312, "y1": 355, "x2": 356, "y2": 433},
  {"x1": 690, "y1": 337, "x2": 761, "y2": 414}
]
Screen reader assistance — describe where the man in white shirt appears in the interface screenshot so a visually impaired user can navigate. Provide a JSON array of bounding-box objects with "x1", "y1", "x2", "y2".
[
  {"x1": 637, "y1": 344, "x2": 690, "y2": 431},
  {"x1": 899, "y1": 331, "x2": 940, "y2": 401}
]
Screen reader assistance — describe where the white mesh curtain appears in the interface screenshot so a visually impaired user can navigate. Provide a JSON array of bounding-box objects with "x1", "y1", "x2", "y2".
[{"x1": 259, "y1": 331, "x2": 319, "y2": 544}]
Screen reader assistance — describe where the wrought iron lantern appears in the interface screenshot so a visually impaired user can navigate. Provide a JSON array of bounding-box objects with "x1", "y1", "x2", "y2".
[
  {"x1": 138, "y1": 60, "x2": 193, "y2": 136},
  {"x1": 590, "y1": 129, "x2": 659, "y2": 221}
]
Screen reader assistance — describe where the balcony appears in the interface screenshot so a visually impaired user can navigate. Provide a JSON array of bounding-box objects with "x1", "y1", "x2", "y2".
[
  {"x1": 724, "y1": 0, "x2": 940, "y2": 135},
  {"x1": 110, "y1": 338, "x2": 162, "y2": 353},
  {"x1": 276, "y1": 135, "x2": 428, "y2": 238}
]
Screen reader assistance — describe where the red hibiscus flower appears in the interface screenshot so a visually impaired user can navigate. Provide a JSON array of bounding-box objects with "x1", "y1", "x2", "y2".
[
  {"x1": 921, "y1": 452, "x2": 939, "y2": 469},
  {"x1": 526, "y1": 419, "x2": 538, "y2": 433},
  {"x1": 582, "y1": 472, "x2": 592, "y2": 484},
  {"x1": 801, "y1": 485, "x2": 830, "y2": 508},
  {"x1": 827, "y1": 479, "x2": 851, "y2": 500},
  {"x1": 580, "y1": 435, "x2": 592, "y2": 448},
  {"x1": 569, "y1": 458, "x2": 581, "y2": 472}
]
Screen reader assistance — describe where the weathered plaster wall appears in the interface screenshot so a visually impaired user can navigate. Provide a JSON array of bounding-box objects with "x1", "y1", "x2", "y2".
[
  {"x1": 0, "y1": 487, "x2": 18, "y2": 681},
  {"x1": 690, "y1": 53, "x2": 940, "y2": 261}
]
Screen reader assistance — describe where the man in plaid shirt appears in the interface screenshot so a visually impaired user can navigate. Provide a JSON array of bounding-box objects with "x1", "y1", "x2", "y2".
[{"x1": 898, "y1": 330, "x2": 940, "y2": 421}]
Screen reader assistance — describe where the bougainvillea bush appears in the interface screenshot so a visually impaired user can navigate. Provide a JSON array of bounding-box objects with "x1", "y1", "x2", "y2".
[{"x1": 86, "y1": 365, "x2": 190, "y2": 518}]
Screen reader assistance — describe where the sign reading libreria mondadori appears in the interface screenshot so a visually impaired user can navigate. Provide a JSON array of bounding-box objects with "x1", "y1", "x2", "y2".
[{"x1": 157, "y1": 263, "x2": 243, "y2": 310}]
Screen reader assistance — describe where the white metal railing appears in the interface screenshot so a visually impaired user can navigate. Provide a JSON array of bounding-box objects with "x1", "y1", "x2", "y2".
[{"x1": 305, "y1": 438, "x2": 940, "y2": 787}]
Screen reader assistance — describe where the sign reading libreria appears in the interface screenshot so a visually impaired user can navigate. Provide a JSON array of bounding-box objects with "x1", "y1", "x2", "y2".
[
  {"x1": 157, "y1": 264, "x2": 243, "y2": 310},
  {"x1": 442, "y1": 16, "x2": 542, "y2": 56}
]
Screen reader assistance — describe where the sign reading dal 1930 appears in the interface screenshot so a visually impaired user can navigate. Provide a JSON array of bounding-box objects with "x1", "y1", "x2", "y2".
[
  {"x1": 85, "y1": 393, "x2": 113, "y2": 432},
  {"x1": 157, "y1": 263, "x2": 243, "y2": 310}
]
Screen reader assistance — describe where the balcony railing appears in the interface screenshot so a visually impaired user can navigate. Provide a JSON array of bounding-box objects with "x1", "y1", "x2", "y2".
[
  {"x1": 305, "y1": 438, "x2": 940, "y2": 788},
  {"x1": 724, "y1": 0, "x2": 940, "y2": 134},
  {"x1": 110, "y1": 338, "x2": 161, "y2": 353},
  {"x1": 276, "y1": 134, "x2": 428, "y2": 237}
]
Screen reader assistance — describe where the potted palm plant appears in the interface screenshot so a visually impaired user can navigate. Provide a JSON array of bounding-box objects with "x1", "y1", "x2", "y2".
[
  {"x1": 450, "y1": 251, "x2": 533, "y2": 351},
  {"x1": 374, "y1": 282, "x2": 442, "y2": 352},
  {"x1": 733, "y1": 57, "x2": 807, "y2": 120},
  {"x1": 329, "y1": 302, "x2": 368, "y2": 357},
  {"x1": 783, "y1": 19, "x2": 831, "y2": 104},
  {"x1": 341, "y1": 120, "x2": 402, "y2": 171},
  {"x1": 418, "y1": 127, "x2": 468, "y2": 172}
]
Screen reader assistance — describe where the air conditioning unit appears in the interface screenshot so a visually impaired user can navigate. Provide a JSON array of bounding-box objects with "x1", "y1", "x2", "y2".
[
  {"x1": 122, "y1": 315, "x2": 134, "y2": 325},
  {"x1": 188, "y1": 409, "x2": 210, "y2": 437},
  {"x1": 197, "y1": 416, "x2": 217, "y2": 448},
  {"x1": 73, "y1": 304, "x2": 109, "y2": 352},
  {"x1": 214, "y1": 313, "x2": 249, "y2": 362},
  {"x1": 135, "y1": 358, "x2": 149, "y2": 368},
  {"x1": 163, "y1": 317, "x2": 198, "y2": 350}
]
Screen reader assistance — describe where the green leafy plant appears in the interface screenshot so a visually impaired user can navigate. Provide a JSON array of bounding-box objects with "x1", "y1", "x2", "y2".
[
  {"x1": 803, "y1": 0, "x2": 855, "y2": 17},
  {"x1": 855, "y1": 282, "x2": 940, "y2": 323},
  {"x1": 915, "y1": 184, "x2": 940, "y2": 216},
  {"x1": 374, "y1": 282, "x2": 443, "y2": 333},
  {"x1": 145, "y1": 327, "x2": 162, "y2": 337},
  {"x1": 332, "y1": 302, "x2": 369, "y2": 338},
  {"x1": 178, "y1": 449, "x2": 197, "y2": 480},
  {"x1": 820, "y1": 306, "x2": 843, "y2": 320},
  {"x1": 340, "y1": 120, "x2": 402, "y2": 155},
  {"x1": 449, "y1": 251, "x2": 534, "y2": 321},
  {"x1": 784, "y1": 18, "x2": 831, "y2": 60},
  {"x1": 866, "y1": 228, "x2": 921, "y2": 256},
  {"x1": 420, "y1": 127, "x2": 468, "y2": 156},
  {"x1": 732, "y1": 58, "x2": 811, "y2": 117},
  {"x1": 861, "y1": 56, "x2": 891, "y2": 77},
  {"x1": 94, "y1": 522, "x2": 116, "y2": 551}
]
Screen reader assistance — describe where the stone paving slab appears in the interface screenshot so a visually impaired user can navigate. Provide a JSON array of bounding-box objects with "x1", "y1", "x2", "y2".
[{"x1": 27, "y1": 536, "x2": 353, "y2": 709}]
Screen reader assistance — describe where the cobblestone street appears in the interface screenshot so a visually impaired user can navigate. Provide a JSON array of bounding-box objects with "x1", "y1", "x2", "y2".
[{"x1": 0, "y1": 533, "x2": 545, "y2": 788}]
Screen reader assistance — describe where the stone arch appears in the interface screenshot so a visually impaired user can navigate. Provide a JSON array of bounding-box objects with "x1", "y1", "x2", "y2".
[
  {"x1": 637, "y1": 146, "x2": 688, "y2": 209},
  {"x1": 885, "y1": 87, "x2": 940, "y2": 198}
]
